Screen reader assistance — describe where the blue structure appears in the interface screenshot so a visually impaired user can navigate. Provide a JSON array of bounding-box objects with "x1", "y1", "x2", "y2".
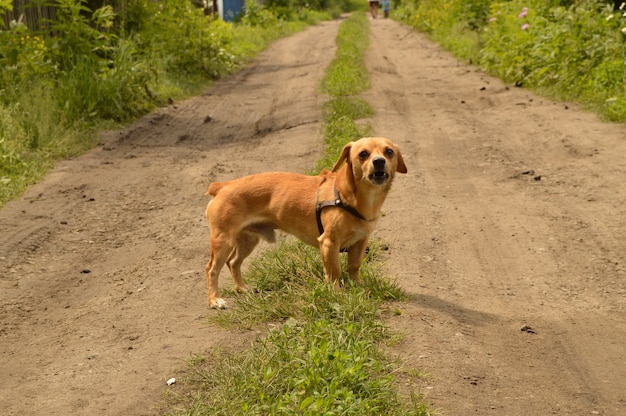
[{"x1": 219, "y1": 0, "x2": 244, "y2": 21}]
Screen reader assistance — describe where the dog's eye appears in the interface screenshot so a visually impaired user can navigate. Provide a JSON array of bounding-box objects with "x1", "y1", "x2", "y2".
[
  {"x1": 358, "y1": 150, "x2": 369, "y2": 160},
  {"x1": 384, "y1": 148, "x2": 394, "y2": 157}
]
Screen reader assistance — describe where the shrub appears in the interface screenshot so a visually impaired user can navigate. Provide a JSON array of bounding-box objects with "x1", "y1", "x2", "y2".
[
  {"x1": 481, "y1": 0, "x2": 626, "y2": 115},
  {"x1": 0, "y1": 0, "x2": 349, "y2": 207},
  {"x1": 397, "y1": 0, "x2": 626, "y2": 121}
]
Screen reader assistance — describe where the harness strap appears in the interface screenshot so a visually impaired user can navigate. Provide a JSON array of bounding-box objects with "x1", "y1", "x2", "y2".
[{"x1": 316, "y1": 186, "x2": 367, "y2": 236}]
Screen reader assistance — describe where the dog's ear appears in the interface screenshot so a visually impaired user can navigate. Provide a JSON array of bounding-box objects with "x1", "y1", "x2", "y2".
[
  {"x1": 396, "y1": 148, "x2": 408, "y2": 173},
  {"x1": 332, "y1": 142, "x2": 352, "y2": 172}
]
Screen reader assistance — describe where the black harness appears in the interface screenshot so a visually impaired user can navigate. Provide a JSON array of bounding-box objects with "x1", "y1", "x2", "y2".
[{"x1": 316, "y1": 185, "x2": 367, "y2": 235}]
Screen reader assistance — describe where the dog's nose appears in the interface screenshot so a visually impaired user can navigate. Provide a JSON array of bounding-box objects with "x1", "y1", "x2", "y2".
[{"x1": 373, "y1": 156, "x2": 386, "y2": 170}]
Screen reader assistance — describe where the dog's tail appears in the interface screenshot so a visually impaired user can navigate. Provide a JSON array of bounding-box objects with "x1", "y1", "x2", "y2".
[{"x1": 206, "y1": 182, "x2": 225, "y2": 197}]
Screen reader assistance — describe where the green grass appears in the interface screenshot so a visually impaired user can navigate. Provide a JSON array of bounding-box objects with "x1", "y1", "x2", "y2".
[
  {"x1": 320, "y1": 11, "x2": 371, "y2": 97},
  {"x1": 166, "y1": 243, "x2": 426, "y2": 416},
  {"x1": 315, "y1": 97, "x2": 374, "y2": 172},
  {"x1": 211, "y1": 239, "x2": 407, "y2": 329},
  {"x1": 0, "y1": 87, "x2": 98, "y2": 204},
  {"x1": 164, "y1": 12, "x2": 431, "y2": 416},
  {"x1": 170, "y1": 319, "x2": 423, "y2": 415}
]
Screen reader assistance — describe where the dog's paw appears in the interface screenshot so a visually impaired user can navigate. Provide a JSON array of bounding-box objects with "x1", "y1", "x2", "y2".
[
  {"x1": 235, "y1": 284, "x2": 249, "y2": 294},
  {"x1": 209, "y1": 298, "x2": 228, "y2": 309}
]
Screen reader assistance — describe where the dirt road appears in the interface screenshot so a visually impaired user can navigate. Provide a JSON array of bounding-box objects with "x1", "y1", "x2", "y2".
[{"x1": 2, "y1": 17, "x2": 626, "y2": 416}]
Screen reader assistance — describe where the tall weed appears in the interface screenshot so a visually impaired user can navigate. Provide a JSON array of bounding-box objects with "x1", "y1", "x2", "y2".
[
  {"x1": 55, "y1": 38, "x2": 153, "y2": 121},
  {"x1": 48, "y1": 0, "x2": 117, "y2": 71},
  {"x1": 394, "y1": 0, "x2": 484, "y2": 60}
]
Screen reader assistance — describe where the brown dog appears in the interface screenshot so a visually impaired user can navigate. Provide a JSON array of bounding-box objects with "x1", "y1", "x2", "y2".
[{"x1": 204, "y1": 137, "x2": 407, "y2": 308}]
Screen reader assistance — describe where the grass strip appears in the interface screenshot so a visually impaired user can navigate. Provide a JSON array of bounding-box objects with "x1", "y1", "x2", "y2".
[
  {"x1": 320, "y1": 12, "x2": 371, "y2": 98},
  {"x1": 165, "y1": 13, "x2": 431, "y2": 416},
  {"x1": 316, "y1": 11, "x2": 374, "y2": 172}
]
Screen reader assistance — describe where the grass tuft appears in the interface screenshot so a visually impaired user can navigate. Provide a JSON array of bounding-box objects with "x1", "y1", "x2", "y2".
[{"x1": 211, "y1": 239, "x2": 408, "y2": 330}]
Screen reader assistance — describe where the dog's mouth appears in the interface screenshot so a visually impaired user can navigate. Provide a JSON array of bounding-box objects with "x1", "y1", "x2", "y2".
[{"x1": 368, "y1": 171, "x2": 390, "y2": 185}]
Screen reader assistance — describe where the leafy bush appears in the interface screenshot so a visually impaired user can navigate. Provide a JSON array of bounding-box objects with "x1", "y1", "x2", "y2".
[
  {"x1": 394, "y1": 0, "x2": 487, "y2": 60},
  {"x1": 481, "y1": 0, "x2": 626, "y2": 119},
  {"x1": 396, "y1": 0, "x2": 626, "y2": 122},
  {"x1": 143, "y1": 0, "x2": 237, "y2": 79},
  {"x1": 0, "y1": 30, "x2": 54, "y2": 87},
  {"x1": 0, "y1": 0, "x2": 153, "y2": 122},
  {"x1": 48, "y1": 0, "x2": 117, "y2": 70},
  {"x1": 0, "y1": 0, "x2": 339, "y2": 207},
  {"x1": 55, "y1": 39, "x2": 153, "y2": 121}
]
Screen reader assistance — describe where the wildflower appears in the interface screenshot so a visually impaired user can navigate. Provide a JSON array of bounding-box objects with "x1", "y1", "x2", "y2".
[
  {"x1": 519, "y1": 10, "x2": 527, "y2": 18},
  {"x1": 620, "y1": 2, "x2": 625, "y2": 10},
  {"x1": 622, "y1": 27, "x2": 626, "y2": 34},
  {"x1": 489, "y1": 17, "x2": 497, "y2": 23},
  {"x1": 521, "y1": 23, "x2": 530, "y2": 30},
  {"x1": 607, "y1": 14, "x2": 614, "y2": 21}
]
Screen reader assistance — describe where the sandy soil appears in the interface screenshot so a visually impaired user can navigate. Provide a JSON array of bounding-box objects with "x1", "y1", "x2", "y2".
[{"x1": 2, "y1": 17, "x2": 626, "y2": 416}]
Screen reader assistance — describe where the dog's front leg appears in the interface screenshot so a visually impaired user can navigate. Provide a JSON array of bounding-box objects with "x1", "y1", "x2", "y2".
[
  {"x1": 318, "y1": 236, "x2": 342, "y2": 290},
  {"x1": 347, "y1": 238, "x2": 368, "y2": 285}
]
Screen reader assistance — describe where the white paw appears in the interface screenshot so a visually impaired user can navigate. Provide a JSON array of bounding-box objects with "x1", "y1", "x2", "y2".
[{"x1": 210, "y1": 298, "x2": 228, "y2": 309}]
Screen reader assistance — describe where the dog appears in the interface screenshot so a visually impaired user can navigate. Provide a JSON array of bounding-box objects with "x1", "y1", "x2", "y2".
[{"x1": 204, "y1": 137, "x2": 407, "y2": 309}]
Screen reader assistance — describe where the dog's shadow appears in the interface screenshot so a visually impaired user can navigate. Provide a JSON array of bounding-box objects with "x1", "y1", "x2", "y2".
[{"x1": 406, "y1": 292, "x2": 499, "y2": 328}]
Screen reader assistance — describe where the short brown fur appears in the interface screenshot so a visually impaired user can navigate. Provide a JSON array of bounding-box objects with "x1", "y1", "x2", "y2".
[{"x1": 205, "y1": 137, "x2": 407, "y2": 308}]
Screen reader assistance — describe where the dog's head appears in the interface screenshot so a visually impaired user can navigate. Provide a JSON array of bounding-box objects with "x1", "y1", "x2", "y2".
[{"x1": 332, "y1": 137, "x2": 407, "y2": 188}]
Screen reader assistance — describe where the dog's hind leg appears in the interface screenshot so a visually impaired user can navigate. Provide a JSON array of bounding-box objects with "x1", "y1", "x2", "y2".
[
  {"x1": 227, "y1": 231, "x2": 260, "y2": 294},
  {"x1": 206, "y1": 233, "x2": 234, "y2": 309}
]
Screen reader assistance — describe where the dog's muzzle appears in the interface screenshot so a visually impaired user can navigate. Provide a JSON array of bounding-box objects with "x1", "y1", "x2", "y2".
[{"x1": 368, "y1": 157, "x2": 390, "y2": 185}]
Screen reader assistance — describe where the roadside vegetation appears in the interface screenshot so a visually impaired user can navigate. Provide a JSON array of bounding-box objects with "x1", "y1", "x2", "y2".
[
  {"x1": 0, "y1": 0, "x2": 357, "y2": 207},
  {"x1": 395, "y1": 0, "x2": 626, "y2": 122},
  {"x1": 164, "y1": 12, "x2": 431, "y2": 416}
]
